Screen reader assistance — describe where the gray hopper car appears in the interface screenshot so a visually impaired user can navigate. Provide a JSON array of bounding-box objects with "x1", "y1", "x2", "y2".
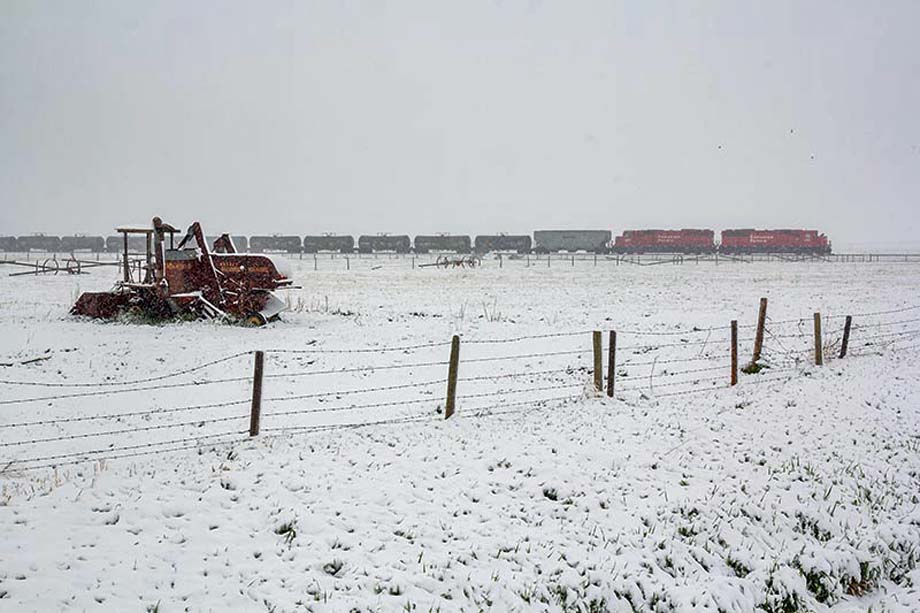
[
  {"x1": 249, "y1": 236, "x2": 302, "y2": 253},
  {"x1": 413, "y1": 235, "x2": 471, "y2": 254},
  {"x1": 474, "y1": 235, "x2": 532, "y2": 254},
  {"x1": 303, "y1": 235, "x2": 355, "y2": 253},
  {"x1": 533, "y1": 230, "x2": 611, "y2": 253},
  {"x1": 0, "y1": 236, "x2": 18, "y2": 252},
  {"x1": 61, "y1": 236, "x2": 106, "y2": 253},
  {"x1": 358, "y1": 235, "x2": 411, "y2": 254},
  {"x1": 17, "y1": 235, "x2": 62, "y2": 252}
]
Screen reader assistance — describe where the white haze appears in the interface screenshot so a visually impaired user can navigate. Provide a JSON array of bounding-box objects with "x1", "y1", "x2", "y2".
[{"x1": 1, "y1": 1, "x2": 918, "y2": 250}]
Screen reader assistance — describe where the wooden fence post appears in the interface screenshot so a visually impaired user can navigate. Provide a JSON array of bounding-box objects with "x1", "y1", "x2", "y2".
[
  {"x1": 731, "y1": 320, "x2": 738, "y2": 386},
  {"x1": 249, "y1": 350, "x2": 264, "y2": 436},
  {"x1": 593, "y1": 331, "x2": 603, "y2": 393},
  {"x1": 839, "y1": 315, "x2": 852, "y2": 359},
  {"x1": 813, "y1": 312, "x2": 823, "y2": 366},
  {"x1": 445, "y1": 335, "x2": 460, "y2": 419},
  {"x1": 752, "y1": 297, "x2": 768, "y2": 364},
  {"x1": 606, "y1": 330, "x2": 616, "y2": 398}
]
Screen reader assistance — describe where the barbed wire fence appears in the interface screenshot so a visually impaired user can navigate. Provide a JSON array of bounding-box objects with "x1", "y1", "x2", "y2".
[{"x1": 2, "y1": 300, "x2": 919, "y2": 473}]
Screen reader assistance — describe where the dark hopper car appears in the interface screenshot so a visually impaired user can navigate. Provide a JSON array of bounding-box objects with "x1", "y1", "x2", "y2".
[
  {"x1": 473, "y1": 235, "x2": 532, "y2": 254},
  {"x1": 303, "y1": 235, "x2": 355, "y2": 254},
  {"x1": 358, "y1": 235, "x2": 411, "y2": 254},
  {"x1": 106, "y1": 234, "x2": 151, "y2": 253},
  {"x1": 0, "y1": 236, "x2": 18, "y2": 252},
  {"x1": 249, "y1": 235, "x2": 302, "y2": 254},
  {"x1": 413, "y1": 235, "x2": 472, "y2": 254},
  {"x1": 61, "y1": 236, "x2": 105, "y2": 253},
  {"x1": 16, "y1": 235, "x2": 62, "y2": 252},
  {"x1": 206, "y1": 236, "x2": 249, "y2": 252}
]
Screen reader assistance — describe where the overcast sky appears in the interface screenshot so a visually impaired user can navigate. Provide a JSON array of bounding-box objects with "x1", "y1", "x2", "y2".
[{"x1": 1, "y1": 1, "x2": 918, "y2": 248}]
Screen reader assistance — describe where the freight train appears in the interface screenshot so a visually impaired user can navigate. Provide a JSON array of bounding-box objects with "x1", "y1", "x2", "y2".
[{"x1": 0, "y1": 228, "x2": 833, "y2": 255}]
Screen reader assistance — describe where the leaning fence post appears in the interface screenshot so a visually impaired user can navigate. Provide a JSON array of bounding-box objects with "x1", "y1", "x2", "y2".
[
  {"x1": 814, "y1": 312, "x2": 823, "y2": 366},
  {"x1": 249, "y1": 350, "x2": 265, "y2": 436},
  {"x1": 839, "y1": 315, "x2": 852, "y2": 359},
  {"x1": 606, "y1": 330, "x2": 616, "y2": 397},
  {"x1": 731, "y1": 320, "x2": 738, "y2": 386},
  {"x1": 445, "y1": 335, "x2": 460, "y2": 419},
  {"x1": 752, "y1": 297, "x2": 768, "y2": 364},
  {"x1": 593, "y1": 331, "x2": 603, "y2": 393}
]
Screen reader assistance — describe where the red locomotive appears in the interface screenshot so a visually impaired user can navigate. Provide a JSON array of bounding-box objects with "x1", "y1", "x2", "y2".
[
  {"x1": 719, "y1": 229, "x2": 831, "y2": 255},
  {"x1": 612, "y1": 229, "x2": 716, "y2": 254}
]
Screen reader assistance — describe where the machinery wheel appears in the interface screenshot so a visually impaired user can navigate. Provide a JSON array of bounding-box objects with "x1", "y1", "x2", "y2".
[{"x1": 244, "y1": 312, "x2": 267, "y2": 327}]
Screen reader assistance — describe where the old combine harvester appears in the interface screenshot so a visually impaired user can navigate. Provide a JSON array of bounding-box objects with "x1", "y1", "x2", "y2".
[{"x1": 72, "y1": 218, "x2": 293, "y2": 325}]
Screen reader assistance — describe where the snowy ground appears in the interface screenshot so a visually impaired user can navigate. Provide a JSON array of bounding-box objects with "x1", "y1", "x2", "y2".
[{"x1": 1, "y1": 257, "x2": 919, "y2": 612}]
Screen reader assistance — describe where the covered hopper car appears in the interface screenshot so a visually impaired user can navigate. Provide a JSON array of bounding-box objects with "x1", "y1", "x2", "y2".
[
  {"x1": 358, "y1": 235, "x2": 411, "y2": 254},
  {"x1": 249, "y1": 235, "x2": 302, "y2": 253},
  {"x1": 612, "y1": 229, "x2": 716, "y2": 254},
  {"x1": 474, "y1": 235, "x2": 532, "y2": 254},
  {"x1": 61, "y1": 235, "x2": 105, "y2": 253},
  {"x1": 719, "y1": 229, "x2": 831, "y2": 255},
  {"x1": 303, "y1": 235, "x2": 355, "y2": 253},
  {"x1": 0, "y1": 236, "x2": 18, "y2": 252},
  {"x1": 533, "y1": 230, "x2": 611, "y2": 253},
  {"x1": 413, "y1": 235, "x2": 472, "y2": 254}
]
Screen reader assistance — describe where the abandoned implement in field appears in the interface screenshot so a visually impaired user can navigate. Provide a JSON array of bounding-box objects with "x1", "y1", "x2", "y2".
[{"x1": 71, "y1": 218, "x2": 293, "y2": 325}]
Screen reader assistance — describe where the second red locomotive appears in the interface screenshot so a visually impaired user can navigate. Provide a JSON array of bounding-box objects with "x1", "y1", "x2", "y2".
[
  {"x1": 719, "y1": 229, "x2": 831, "y2": 255},
  {"x1": 612, "y1": 229, "x2": 716, "y2": 254}
]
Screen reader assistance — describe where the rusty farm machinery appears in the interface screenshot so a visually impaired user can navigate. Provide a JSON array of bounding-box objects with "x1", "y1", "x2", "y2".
[{"x1": 71, "y1": 218, "x2": 294, "y2": 325}]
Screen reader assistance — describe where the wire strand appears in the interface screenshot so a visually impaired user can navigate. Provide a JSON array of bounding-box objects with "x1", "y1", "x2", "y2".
[
  {"x1": 0, "y1": 398, "x2": 252, "y2": 430},
  {"x1": 0, "y1": 351, "x2": 252, "y2": 389},
  {"x1": 0, "y1": 414, "x2": 249, "y2": 448},
  {"x1": 6, "y1": 430, "x2": 247, "y2": 467}
]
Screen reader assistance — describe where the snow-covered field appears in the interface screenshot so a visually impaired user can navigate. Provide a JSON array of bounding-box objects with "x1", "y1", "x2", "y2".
[{"x1": 1, "y1": 257, "x2": 919, "y2": 612}]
